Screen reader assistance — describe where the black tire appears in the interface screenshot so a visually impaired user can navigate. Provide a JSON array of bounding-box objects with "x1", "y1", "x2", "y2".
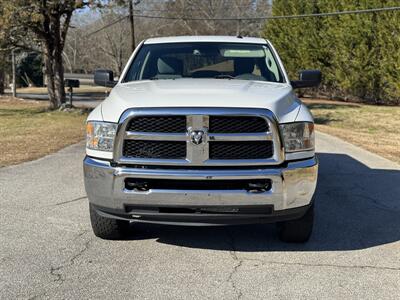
[
  {"x1": 277, "y1": 204, "x2": 314, "y2": 243},
  {"x1": 89, "y1": 204, "x2": 131, "y2": 240}
]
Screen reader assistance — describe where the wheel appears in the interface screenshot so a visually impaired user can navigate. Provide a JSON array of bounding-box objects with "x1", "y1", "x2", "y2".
[
  {"x1": 89, "y1": 204, "x2": 131, "y2": 240},
  {"x1": 277, "y1": 204, "x2": 314, "y2": 243}
]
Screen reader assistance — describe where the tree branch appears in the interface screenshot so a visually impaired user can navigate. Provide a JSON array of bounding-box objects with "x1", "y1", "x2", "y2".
[{"x1": 60, "y1": 11, "x2": 73, "y2": 49}]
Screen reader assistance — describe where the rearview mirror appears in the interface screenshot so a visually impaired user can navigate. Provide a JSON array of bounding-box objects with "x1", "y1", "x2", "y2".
[
  {"x1": 291, "y1": 70, "x2": 322, "y2": 89},
  {"x1": 94, "y1": 69, "x2": 117, "y2": 88}
]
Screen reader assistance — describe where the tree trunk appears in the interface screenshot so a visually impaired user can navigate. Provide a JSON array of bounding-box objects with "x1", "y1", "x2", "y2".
[
  {"x1": 0, "y1": 69, "x2": 4, "y2": 95},
  {"x1": 52, "y1": 14, "x2": 66, "y2": 107},
  {"x1": 42, "y1": 22, "x2": 66, "y2": 109},
  {"x1": 128, "y1": 0, "x2": 135, "y2": 52},
  {"x1": 43, "y1": 43, "x2": 58, "y2": 109},
  {"x1": 54, "y1": 47, "x2": 66, "y2": 105}
]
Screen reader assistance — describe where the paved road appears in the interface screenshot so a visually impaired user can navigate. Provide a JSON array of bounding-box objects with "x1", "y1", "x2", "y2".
[
  {"x1": 1, "y1": 132, "x2": 400, "y2": 299},
  {"x1": 15, "y1": 92, "x2": 106, "y2": 100},
  {"x1": 14, "y1": 93, "x2": 103, "y2": 109}
]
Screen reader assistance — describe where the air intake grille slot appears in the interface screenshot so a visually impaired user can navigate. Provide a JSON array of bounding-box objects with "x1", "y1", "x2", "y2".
[
  {"x1": 209, "y1": 141, "x2": 273, "y2": 160},
  {"x1": 125, "y1": 178, "x2": 272, "y2": 191},
  {"x1": 209, "y1": 116, "x2": 268, "y2": 133},
  {"x1": 127, "y1": 116, "x2": 186, "y2": 133},
  {"x1": 123, "y1": 140, "x2": 186, "y2": 159}
]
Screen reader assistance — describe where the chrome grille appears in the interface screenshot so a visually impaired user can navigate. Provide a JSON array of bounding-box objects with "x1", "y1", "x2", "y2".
[
  {"x1": 115, "y1": 108, "x2": 284, "y2": 166},
  {"x1": 127, "y1": 116, "x2": 186, "y2": 133},
  {"x1": 209, "y1": 141, "x2": 273, "y2": 160},
  {"x1": 123, "y1": 140, "x2": 186, "y2": 159},
  {"x1": 209, "y1": 116, "x2": 268, "y2": 133}
]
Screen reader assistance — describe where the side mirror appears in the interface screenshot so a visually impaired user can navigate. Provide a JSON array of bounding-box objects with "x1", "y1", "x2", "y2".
[
  {"x1": 291, "y1": 70, "x2": 322, "y2": 89},
  {"x1": 94, "y1": 69, "x2": 117, "y2": 88}
]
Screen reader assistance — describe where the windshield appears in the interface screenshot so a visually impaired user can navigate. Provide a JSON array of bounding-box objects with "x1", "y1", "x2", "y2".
[{"x1": 123, "y1": 42, "x2": 284, "y2": 83}]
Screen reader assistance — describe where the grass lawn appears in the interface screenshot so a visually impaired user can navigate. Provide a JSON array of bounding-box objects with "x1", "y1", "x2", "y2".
[
  {"x1": 304, "y1": 98, "x2": 400, "y2": 164},
  {"x1": 0, "y1": 97, "x2": 88, "y2": 167}
]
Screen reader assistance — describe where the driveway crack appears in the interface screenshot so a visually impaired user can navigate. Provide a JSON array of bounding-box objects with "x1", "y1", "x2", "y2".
[
  {"x1": 50, "y1": 265, "x2": 64, "y2": 283},
  {"x1": 225, "y1": 229, "x2": 244, "y2": 300},
  {"x1": 27, "y1": 291, "x2": 47, "y2": 300},
  {"x1": 241, "y1": 258, "x2": 400, "y2": 271},
  {"x1": 49, "y1": 230, "x2": 92, "y2": 284},
  {"x1": 55, "y1": 196, "x2": 87, "y2": 206}
]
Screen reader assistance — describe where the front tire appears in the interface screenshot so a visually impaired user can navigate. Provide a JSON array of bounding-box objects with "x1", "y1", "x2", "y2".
[
  {"x1": 277, "y1": 204, "x2": 314, "y2": 243},
  {"x1": 89, "y1": 204, "x2": 130, "y2": 240}
]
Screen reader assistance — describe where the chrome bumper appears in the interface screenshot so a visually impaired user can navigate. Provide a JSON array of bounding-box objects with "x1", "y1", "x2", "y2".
[{"x1": 84, "y1": 156, "x2": 318, "y2": 222}]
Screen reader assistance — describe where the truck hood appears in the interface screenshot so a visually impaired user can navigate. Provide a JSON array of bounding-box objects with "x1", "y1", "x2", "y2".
[{"x1": 100, "y1": 79, "x2": 301, "y2": 123}]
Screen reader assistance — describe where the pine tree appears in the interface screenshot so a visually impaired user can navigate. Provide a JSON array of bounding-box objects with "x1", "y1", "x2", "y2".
[{"x1": 263, "y1": 0, "x2": 400, "y2": 104}]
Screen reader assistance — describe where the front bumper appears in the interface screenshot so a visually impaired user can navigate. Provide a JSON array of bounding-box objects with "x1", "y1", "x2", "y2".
[{"x1": 84, "y1": 156, "x2": 318, "y2": 225}]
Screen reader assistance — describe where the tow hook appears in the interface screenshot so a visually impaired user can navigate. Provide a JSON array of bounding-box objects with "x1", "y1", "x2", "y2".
[
  {"x1": 126, "y1": 181, "x2": 150, "y2": 192},
  {"x1": 246, "y1": 182, "x2": 271, "y2": 193}
]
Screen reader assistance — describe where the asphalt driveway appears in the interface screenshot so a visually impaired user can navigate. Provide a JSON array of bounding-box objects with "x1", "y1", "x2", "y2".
[{"x1": 1, "y1": 132, "x2": 399, "y2": 299}]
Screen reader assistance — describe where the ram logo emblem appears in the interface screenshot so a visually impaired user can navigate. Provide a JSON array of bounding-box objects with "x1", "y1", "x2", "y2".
[{"x1": 189, "y1": 129, "x2": 205, "y2": 145}]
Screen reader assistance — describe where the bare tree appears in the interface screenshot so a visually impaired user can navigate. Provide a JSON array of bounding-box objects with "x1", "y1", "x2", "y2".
[
  {"x1": 0, "y1": 1, "x2": 94, "y2": 108},
  {"x1": 159, "y1": 0, "x2": 271, "y2": 36}
]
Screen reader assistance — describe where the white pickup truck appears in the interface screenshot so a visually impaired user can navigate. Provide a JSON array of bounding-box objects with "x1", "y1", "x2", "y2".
[{"x1": 84, "y1": 36, "x2": 320, "y2": 242}]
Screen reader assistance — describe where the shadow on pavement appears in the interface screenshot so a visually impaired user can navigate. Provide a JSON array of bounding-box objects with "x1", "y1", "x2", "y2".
[{"x1": 123, "y1": 153, "x2": 400, "y2": 251}]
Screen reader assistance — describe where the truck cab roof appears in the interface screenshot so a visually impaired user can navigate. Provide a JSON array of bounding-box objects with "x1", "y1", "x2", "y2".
[{"x1": 144, "y1": 35, "x2": 268, "y2": 45}]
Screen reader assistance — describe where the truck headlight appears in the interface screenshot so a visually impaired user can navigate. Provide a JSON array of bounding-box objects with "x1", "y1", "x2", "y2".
[
  {"x1": 86, "y1": 121, "x2": 117, "y2": 152},
  {"x1": 280, "y1": 122, "x2": 315, "y2": 152}
]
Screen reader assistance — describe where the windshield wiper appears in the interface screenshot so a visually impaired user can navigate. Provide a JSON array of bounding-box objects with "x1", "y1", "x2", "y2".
[{"x1": 214, "y1": 75, "x2": 236, "y2": 79}]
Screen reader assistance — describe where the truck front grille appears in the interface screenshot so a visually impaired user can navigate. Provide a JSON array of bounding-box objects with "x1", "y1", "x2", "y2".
[
  {"x1": 123, "y1": 140, "x2": 186, "y2": 159},
  {"x1": 117, "y1": 108, "x2": 282, "y2": 166},
  {"x1": 209, "y1": 141, "x2": 273, "y2": 160}
]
